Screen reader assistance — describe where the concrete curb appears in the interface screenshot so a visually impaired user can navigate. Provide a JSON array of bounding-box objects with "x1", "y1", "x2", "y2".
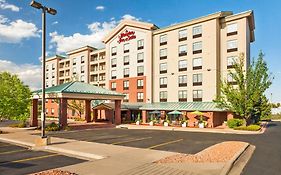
[
  {"x1": 0, "y1": 137, "x2": 35, "y2": 147},
  {"x1": 219, "y1": 143, "x2": 250, "y2": 175}
]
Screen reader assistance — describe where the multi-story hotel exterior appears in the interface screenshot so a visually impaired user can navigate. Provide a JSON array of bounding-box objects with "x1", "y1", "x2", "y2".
[{"x1": 44, "y1": 10, "x2": 255, "y2": 127}]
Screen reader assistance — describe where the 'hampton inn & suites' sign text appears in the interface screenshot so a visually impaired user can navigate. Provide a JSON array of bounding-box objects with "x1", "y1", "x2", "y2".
[{"x1": 117, "y1": 30, "x2": 136, "y2": 44}]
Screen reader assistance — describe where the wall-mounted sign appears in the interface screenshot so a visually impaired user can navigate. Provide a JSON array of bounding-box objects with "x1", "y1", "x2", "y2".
[{"x1": 117, "y1": 30, "x2": 136, "y2": 44}]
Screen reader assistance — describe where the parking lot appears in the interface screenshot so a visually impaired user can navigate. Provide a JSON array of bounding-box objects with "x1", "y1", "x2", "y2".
[
  {"x1": 50, "y1": 121, "x2": 281, "y2": 175},
  {"x1": 0, "y1": 141, "x2": 85, "y2": 175}
]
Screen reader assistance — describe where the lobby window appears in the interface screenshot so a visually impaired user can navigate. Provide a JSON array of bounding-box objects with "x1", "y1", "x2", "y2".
[
  {"x1": 159, "y1": 63, "x2": 167, "y2": 74},
  {"x1": 123, "y1": 80, "x2": 129, "y2": 90},
  {"x1": 111, "y1": 46, "x2": 117, "y2": 56},
  {"x1": 193, "y1": 90, "x2": 203, "y2": 101},
  {"x1": 193, "y1": 73, "x2": 202, "y2": 86},
  {"x1": 73, "y1": 58, "x2": 77, "y2": 65},
  {"x1": 160, "y1": 48, "x2": 167, "y2": 60},
  {"x1": 80, "y1": 75, "x2": 85, "y2": 82},
  {"x1": 193, "y1": 57, "x2": 202, "y2": 70},
  {"x1": 178, "y1": 75, "x2": 187, "y2": 87},
  {"x1": 124, "y1": 68, "x2": 130, "y2": 78},
  {"x1": 160, "y1": 77, "x2": 167, "y2": 88},
  {"x1": 51, "y1": 108, "x2": 55, "y2": 115},
  {"x1": 111, "y1": 82, "x2": 116, "y2": 90},
  {"x1": 111, "y1": 70, "x2": 117, "y2": 79},
  {"x1": 178, "y1": 90, "x2": 187, "y2": 102},
  {"x1": 137, "y1": 92, "x2": 144, "y2": 102},
  {"x1": 123, "y1": 55, "x2": 130, "y2": 65},
  {"x1": 227, "y1": 39, "x2": 238, "y2": 52},
  {"x1": 124, "y1": 93, "x2": 129, "y2": 102},
  {"x1": 227, "y1": 73, "x2": 237, "y2": 85},
  {"x1": 124, "y1": 43, "x2": 129, "y2": 53},
  {"x1": 137, "y1": 52, "x2": 144, "y2": 63},
  {"x1": 137, "y1": 79, "x2": 144, "y2": 89},
  {"x1": 193, "y1": 25, "x2": 202, "y2": 38},
  {"x1": 52, "y1": 63, "x2": 55, "y2": 70},
  {"x1": 179, "y1": 29, "x2": 187, "y2": 41},
  {"x1": 227, "y1": 23, "x2": 238, "y2": 36},
  {"x1": 52, "y1": 72, "x2": 55, "y2": 78},
  {"x1": 193, "y1": 41, "x2": 202, "y2": 54},
  {"x1": 72, "y1": 67, "x2": 77, "y2": 75},
  {"x1": 137, "y1": 66, "x2": 144, "y2": 76},
  {"x1": 178, "y1": 60, "x2": 187, "y2": 72},
  {"x1": 81, "y1": 56, "x2": 85, "y2": 63},
  {"x1": 81, "y1": 65, "x2": 85, "y2": 73},
  {"x1": 137, "y1": 39, "x2": 144, "y2": 50},
  {"x1": 111, "y1": 58, "x2": 117, "y2": 68},
  {"x1": 227, "y1": 56, "x2": 238, "y2": 69},
  {"x1": 159, "y1": 91, "x2": 167, "y2": 102},
  {"x1": 179, "y1": 44, "x2": 187, "y2": 56},
  {"x1": 160, "y1": 34, "x2": 167, "y2": 46}
]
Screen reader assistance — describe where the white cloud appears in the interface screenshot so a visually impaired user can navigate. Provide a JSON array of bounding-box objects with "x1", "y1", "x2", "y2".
[
  {"x1": 0, "y1": 59, "x2": 41, "y2": 90},
  {"x1": 49, "y1": 14, "x2": 142, "y2": 53},
  {"x1": 0, "y1": 0, "x2": 19, "y2": 12},
  {"x1": 52, "y1": 21, "x2": 58, "y2": 25},
  {"x1": 96, "y1": 5, "x2": 105, "y2": 11},
  {"x1": 0, "y1": 15, "x2": 39, "y2": 43}
]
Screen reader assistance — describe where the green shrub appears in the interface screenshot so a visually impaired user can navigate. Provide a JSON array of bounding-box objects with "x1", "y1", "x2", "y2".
[
  {"x1": 9, "y1": 122, "x2": 26, "y2": 128},
  {"x1": 74, "y1": 118, "x2": 85, "y2": 121},
  {"x1": 234, "y1": 124, "x2": 261, "y2": 131},
  {"x1": 45, "y1": 122, "x2": 60, "y2": 131},
  {"x1": 227, "y1": 119, "x2": 243, "y2": 128}
]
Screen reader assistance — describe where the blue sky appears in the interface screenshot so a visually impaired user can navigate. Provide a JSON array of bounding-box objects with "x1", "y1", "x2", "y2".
[{"x1": 0, "y1": 0, "x2": 280, "y2": 102}]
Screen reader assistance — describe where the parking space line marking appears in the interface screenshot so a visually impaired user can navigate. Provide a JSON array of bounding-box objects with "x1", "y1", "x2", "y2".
[
  {"x1": 91, "y1": 135, "x2": 128, "y2": 141},
  {"x1": 0, "y1": 149, "x2": 26, "y2": 155},
  {"x1": 0, "y1": 153, "x2": 59, "y2": 165},
  {"x1": 147, "y1": 139, "x2": 183, "y2": 149},
  {"x1": 111, "y1": 137, "x2": 152, "y2": 145}
]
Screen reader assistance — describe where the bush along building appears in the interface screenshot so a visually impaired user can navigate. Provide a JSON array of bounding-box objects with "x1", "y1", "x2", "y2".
[{"x1": 42, "y1": 10, "x2": 255, "y2": 127}]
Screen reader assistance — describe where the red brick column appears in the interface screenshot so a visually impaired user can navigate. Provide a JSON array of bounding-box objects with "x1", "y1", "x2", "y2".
[
  {"x1": 85, "y1": 100, "x2": 91, "y2": 122},
  {"x1": 59, "y1": 98, "x2": 67, "y2": 128},
  {"x1": 142, "y1": 110, "x2": 147, "y2": 123},
  {"x1": 30, "y1": 99, "x2": 38, "y2": 127},
  {"x1": 114, "y1": 100, "x2": 121, "y2": 125}
]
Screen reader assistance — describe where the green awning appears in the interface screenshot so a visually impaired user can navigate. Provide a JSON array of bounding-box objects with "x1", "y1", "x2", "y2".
[{"x1": 168, "y1": 110, "x2": 182, "y2": 115}]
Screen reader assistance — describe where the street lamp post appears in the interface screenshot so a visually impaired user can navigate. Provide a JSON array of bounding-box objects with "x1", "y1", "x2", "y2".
[{"x1": 30, "y1": 1, "x2": 57, "y2": 138}]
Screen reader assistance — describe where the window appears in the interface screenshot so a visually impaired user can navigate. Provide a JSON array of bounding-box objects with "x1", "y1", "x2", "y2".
[
  {"x1": 193, "y1": 41, "x2": 202, "y2": 54},
  {"x1": 227, "y1": 23, "x2": 238, "y2": 36},
  {"x1": 178, "y1": 60, "x2": 187, "y2": 71},
  {"x1": 52, "y1": 63, "x2": 55, "y2": 70},
  {"x1": 193, "y1": 25, "x2": 202, "y2": 38},
  {"x1": 46, "y1": 65, "x2": 49, "y2": 71},
  {"x1": 137, "y1": 79, "x2": 144, "y2": 89},
  {"x1": 52, "y1": 72, "x2": 55, "y2": 78},
  {"x1": 178, "y1": 90, "x2": 187, "y2": 102},
  {"x1": 80, "y1": 75, "x2": 85, "y2": 82},
  {"x1": 160, "y1": 48, "x2": 167, "y2": 60},
  {"x1": 46, "y1": 82, "x2": 49, "y2": 87},
  {"x1": 124, "y1": 93, "x2": 129, "y2": 102},
  {"x1": 160, "y1": 34, "x2": 167, "y2": 45},
  {"x1": 227, "y1": 40, "x2": 238, "y2": 52},
  {"x1": 99, "y1": 73, "x2": 105, "y2": 81},
  {"x1": 111, "y1": 82, "x2": 116, "y2": 90},
  {"x1": 137, "y1": 92, "x2": 144, "y2": 102},
  {"x1": 123, "y1": 55, "x2": 129, "y2": 65},
  {"x1": 193, "y1": 57, "x2": 202, "y2": 70},
  {"x1": 159, "y1": 91, "x2": 167, "y2": 102},
  {"x1": 227, "y1": 56, "x2": 238, "y2": 69},
  {"x1": 111, "y1": 46, "x2": 117, "y2": 56},
  {"x1": 193, "y1": 90, "x2": 202, "y2": 101},
  {"x1": 160, "y1": 77, "x2": 167, "y2": 88},
  {"x1": 137, "y1": 52, "x2": 144, "y2": 63},
  {"x1": 81, "y1": 65, "x2": 85, "y2": 73},
  {"x1": 111, "y1": 70, "x2": 117, "y2": 79},
  {"x1": 124, "y1": 68, "x2": 129, "y2": 78},
  {"x1": 73, "y1": 58, "x2": 77, "y2": 65},
  {"x1": 81, "y1": 56, "x2": 85, "y2": 63},
  {"x1": 227, "y1": 73, "x2": 237, "y2": 85},
  {"x1": 179, "y1": 29, "x2": 187, "y2": 41},
  {"x1": 159, "y1": 63, "x2": 167, "y2": 74},
  {"x1": 72, "y1": 67, "x2": 77, "y2": 75},
  {"x1": 46, "y1": 108, "x2": 48, "y2": 114},
  {"x1": 137, "y1": 39, "x2": 144, "y2": 50},
  {"x1": 178, "y1": 75, "x2": 187, "y2": 87},
  {"x1": 137, "y1": 66, "x2": 144, "y2": 76},
  {"x1": 111, "y1": 58, "x2": 117, "y2": 68},
  {"x1": 100, "y1": 63, "x2": 105, "y2": 70},
  {"x1": 179, "y1": 45, "x2": 187, "y2": 56},
  {"x1": 46, "y1": 73, "x2": 49, "y2": 79},
  {"x1": 193, "y1": 73, "x2": 202, "y2": 86},
  {"x1": 51, "y1": 80, "x2": 55, "y2": 86},
  {"x1": 124, "y1": 43, "x2": 129, "y2": 53},
  {"x1": 51, "y1": 108, "x2": 55, "y2": 115}
]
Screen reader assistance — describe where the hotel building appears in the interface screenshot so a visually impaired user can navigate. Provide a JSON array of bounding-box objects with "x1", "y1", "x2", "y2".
[{"x1": 44, "y1": 10, "x2": 255, "y2": 127}]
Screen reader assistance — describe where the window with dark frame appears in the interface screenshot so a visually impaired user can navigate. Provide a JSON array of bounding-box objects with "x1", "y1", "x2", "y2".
[
  {"x1": 123, "y1": 55, "x2": 129, "y2": 65},
  {"x1": 111, "y1": 82, "x2": 116, "y2": 90},
  {"x1": 159, "y1": 63, "x2": 167, "y2": 74},
  {"x1": 123, "y1": 68, "x2": 129, "y2": 78},
  {"x1": 227, "y1": 40, "x2": 238, "y2": 52},
  {"x1": 227, "y1": 23, "x2": 238, "y2": 36},
  {"x1": 193, "y1": 57, "x2": 202, "y2": 70},
  {"x1": 159, "y1": 77, "x2": 167, "y2": 88},
  {"x1": 137, "y1": 66, "x2": 144, "y2": 76},
  {"x1": 178, "y1": 60, "x2": 187, "y2": 72},
  {"x1": 124, "y1": 43, "x2": 129, "y2": 53},
  {"x1": 193, "y1": 41, "x2": 202, "y2": 54},
  {"x1": 193, "y1": 73, "x2": 202, "y2": 86},
  {"x1": 111, "y1": 58, "x2": 117, "y2": 68},
  {"x1": 111, "y1": 46, "x2": 117, "y2": 56},
  {"x1": 111, "y1": 70, "x2": 116, "y2": 79},
  {"x1": 193, "y1": 90, "x2": 202, "y2": 101},
  {"x1": 160, "y1": 34, "x2": 167, "y2": 46},
  {"x1": 159, "y1": 91, "x2": 167, "y2": 102},
  {"x1": 178, "y1": 45, "x2": 187, "y2": 56},
  {"x1": 137, "y1": 79, "x2": 144, "y2": 89},
  {"x1": 178, "y1": 75, "x2": 187, "y2": 87},
  {"x1": 137, "y1": 92, "x2": 144, "y2": 102},
  {"x1": 137, "y1": 52, "x2": 144, "y2": 63},
  {"x1": 227, "y1": 56, "x2": 238, "y2": 69},
  {"x1": 137, "y1": 39, "x2": 144, "y2": 50},
  {"x1": 192, "y1": 25, "x2": 202, "y2": 38},
  {"x1": 178, "y1": 29, "x2": 187, "y2": 41},
  {"x1": 160, "y1": 48, "x2": 167, "y2": 60},
  {"x1": 178, "y1": 90, "x2": 187, "y2": 102},
  {"x1": 123, "y1": 80, "x2": 129, "y2": 90}
]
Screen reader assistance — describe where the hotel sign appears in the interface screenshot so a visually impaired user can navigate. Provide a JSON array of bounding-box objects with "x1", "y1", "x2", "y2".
[{"x1": 117, "y1": 30, "x2": 136, "y2": 44}]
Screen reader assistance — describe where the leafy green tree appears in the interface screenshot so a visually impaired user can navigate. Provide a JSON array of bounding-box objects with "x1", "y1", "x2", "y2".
[
  {"x1": 67, "y1": 100, "x2": 85, "y2": 118},
  {"x1": 215, "y1": 52, "x2": 272, "y2": 124},
  {"x1": 0, "y1": 72, "x2": 31, "y2": 122}
]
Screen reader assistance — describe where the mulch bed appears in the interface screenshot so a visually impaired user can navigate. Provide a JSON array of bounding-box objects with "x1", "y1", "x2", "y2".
[{"x1": 30, "y1": 170, "x2": 78, "y2": 175}]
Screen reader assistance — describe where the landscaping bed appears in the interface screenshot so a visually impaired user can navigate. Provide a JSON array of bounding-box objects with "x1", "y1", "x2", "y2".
[
  {"x1": 155, "y1": 141, "x2": 247, "y2": 163},
  {"x1": 30, "y1": 169, "x2": 78, "y2": 175}
]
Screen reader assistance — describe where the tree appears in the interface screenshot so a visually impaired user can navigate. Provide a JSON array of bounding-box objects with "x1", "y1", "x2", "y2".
[
  {"x1": 0, "y1": 72, "x2": 31, "y2": 122},
  {"x1": 215, "y1": 52, "x2": 272, "y2": 124},
  {"x1": 67, "y1": 100, "x2": 85, "y2": 118}
]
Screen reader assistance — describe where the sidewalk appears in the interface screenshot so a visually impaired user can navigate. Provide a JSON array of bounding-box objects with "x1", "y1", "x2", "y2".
[{"x1": 0, "y1": 128, "x2": 247, "y2": 175}]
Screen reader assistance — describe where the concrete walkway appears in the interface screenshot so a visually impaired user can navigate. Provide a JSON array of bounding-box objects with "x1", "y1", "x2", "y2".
[{"x1": 0, "y1": 128, "x2": 241, "y2": 175}]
